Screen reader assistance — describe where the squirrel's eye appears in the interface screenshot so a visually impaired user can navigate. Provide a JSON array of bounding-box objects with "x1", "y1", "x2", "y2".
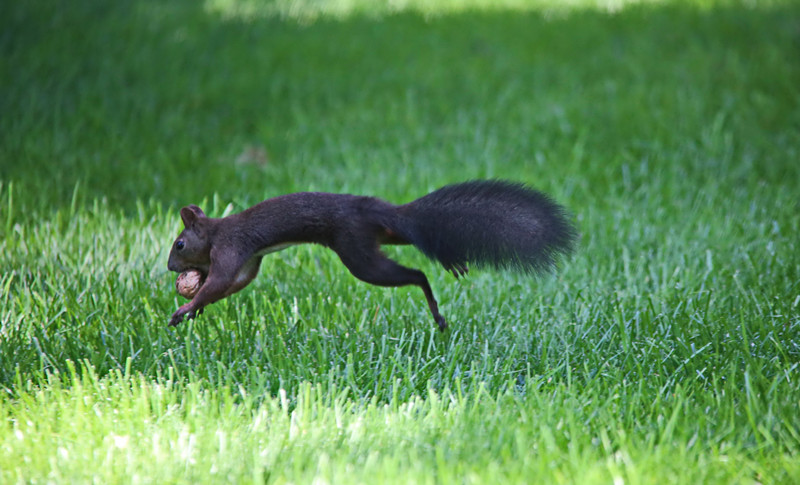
[{"x1": 176, "y1": 240, "x2": 185, "y2": 250}]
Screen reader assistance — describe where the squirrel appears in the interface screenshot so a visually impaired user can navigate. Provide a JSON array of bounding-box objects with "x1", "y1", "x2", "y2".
[{"x1": 167, "y1": 180, "x2": 577, "y2": 330}]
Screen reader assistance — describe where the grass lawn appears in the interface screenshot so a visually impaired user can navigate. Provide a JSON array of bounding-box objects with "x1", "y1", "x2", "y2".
[{"x1": 2, "y1": 0, "x2": 799, "y2": 482}]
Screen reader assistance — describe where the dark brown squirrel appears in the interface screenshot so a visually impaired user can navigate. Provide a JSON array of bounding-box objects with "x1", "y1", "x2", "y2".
[{"x1": 167, "y1": 180, "x2": 577, "y2": 330}]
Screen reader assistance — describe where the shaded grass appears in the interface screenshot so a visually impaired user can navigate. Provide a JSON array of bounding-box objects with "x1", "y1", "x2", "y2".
[
  {"x1": 3, "y1": 0, "x2": 798, "y2": 208},
  {"x1": 1, "y1": 0, "x2": 800, "y2": 482}
]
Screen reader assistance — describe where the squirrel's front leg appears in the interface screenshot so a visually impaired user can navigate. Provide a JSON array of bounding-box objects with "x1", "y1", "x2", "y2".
[
  {"x1": 169, "y1": 249, "x2": 251, "y2": 327},
  {"x1": 169, "y1": 273, "x2": 233, "y2": 326}
]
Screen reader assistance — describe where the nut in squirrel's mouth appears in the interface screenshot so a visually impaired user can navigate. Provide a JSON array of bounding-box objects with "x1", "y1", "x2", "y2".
[{"x1": 175, "y1": 269, "x2": 206, "y2": 299}]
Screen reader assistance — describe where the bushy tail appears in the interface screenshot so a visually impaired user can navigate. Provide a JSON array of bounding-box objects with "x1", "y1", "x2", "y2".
[{"x1": 393, "y1": 180, "x2": 577, "y2": 274}]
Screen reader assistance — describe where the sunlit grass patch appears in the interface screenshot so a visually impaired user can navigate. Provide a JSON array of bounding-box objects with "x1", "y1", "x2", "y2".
[{"x1": 202, "y1": 0, "x2": 782, "y2": 23}]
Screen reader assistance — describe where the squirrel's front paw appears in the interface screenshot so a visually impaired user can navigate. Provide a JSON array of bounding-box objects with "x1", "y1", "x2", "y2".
[
  {"x1": 169, "y1": 310, "x2": 186, "y2": 327},
  {"x1": 169, "y1": 304, "x2": 205, "y2": 327}
]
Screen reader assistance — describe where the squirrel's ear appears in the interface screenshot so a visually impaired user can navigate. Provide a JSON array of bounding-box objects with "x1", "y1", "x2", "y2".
[{"x1": 180, "y1": 205, "x2": 206, "y2": 228}]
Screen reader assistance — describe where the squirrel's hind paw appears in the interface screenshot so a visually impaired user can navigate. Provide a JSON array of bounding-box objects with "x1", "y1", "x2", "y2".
[{"x1": 449, "y1": 263, "x2": 469, "y2": 279}]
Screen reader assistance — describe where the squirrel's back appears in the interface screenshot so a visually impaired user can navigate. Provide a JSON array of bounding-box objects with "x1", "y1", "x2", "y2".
[{"x1": 392, "y1": 180, "x2": 577, "y2": 274}]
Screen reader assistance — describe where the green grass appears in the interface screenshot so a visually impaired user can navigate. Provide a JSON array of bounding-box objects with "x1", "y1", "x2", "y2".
[{"x1": 2, "y1": 0, "x2": 799, "y2": 482}]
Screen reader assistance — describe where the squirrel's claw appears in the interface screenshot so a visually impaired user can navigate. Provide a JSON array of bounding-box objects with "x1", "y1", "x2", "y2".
[
  {"x1": 168, "y1": 312, "x2": 184, "y2": 327},
  {"x1": 435, "y1": 314, "x2": 447, "y2": 332},
  {"x1": 169, "y1": 304, "x2": 204, "y2": 327},
  {"x1": 450, "y1": 263, "x2": 469, "y2": 279}
]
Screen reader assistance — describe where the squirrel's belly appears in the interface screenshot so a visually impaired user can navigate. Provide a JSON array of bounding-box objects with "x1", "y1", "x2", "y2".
[{"x1": 256, "y1": 242, "x2": 299, "y2": 256}]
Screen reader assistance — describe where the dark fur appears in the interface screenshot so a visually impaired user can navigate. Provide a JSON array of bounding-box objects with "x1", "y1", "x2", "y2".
[
  {"x1": 167, "y1": 180, "x2": 576, "y2": 330},
  {"x1": 394, "y1": 180, "x2": 576, "y2": 274}
]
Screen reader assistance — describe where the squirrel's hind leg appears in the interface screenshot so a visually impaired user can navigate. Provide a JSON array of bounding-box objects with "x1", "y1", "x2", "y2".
[{"x1": 332, "y1": 241, "x2": 447, "y2": 331}]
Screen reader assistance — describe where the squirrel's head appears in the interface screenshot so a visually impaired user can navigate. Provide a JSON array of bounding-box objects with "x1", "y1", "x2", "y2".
[{"x1": 167, "y1": 205, "x2": 213, "y2": 273}]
